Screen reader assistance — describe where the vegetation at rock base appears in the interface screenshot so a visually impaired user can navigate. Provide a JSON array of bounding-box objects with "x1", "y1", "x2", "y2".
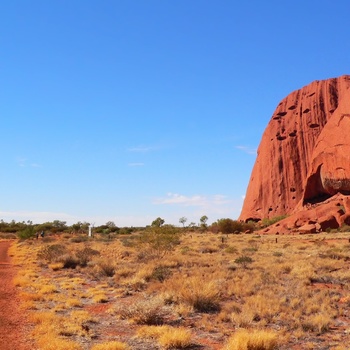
[
  {"x1": 4, "y1": 213, "x2": 350, "y2": 242},
  {"x1": 261, "y1": 215, "x2": 288, "y2": 228}
]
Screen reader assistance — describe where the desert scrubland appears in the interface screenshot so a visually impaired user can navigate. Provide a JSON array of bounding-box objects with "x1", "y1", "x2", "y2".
[{"x1": 7, "y1": 230, "x2": 350, "y2": 350}]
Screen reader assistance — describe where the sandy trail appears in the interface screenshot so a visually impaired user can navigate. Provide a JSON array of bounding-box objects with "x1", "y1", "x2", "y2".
[{"x1": 0, "y1": 241, "x2": 36, "y2": 350}]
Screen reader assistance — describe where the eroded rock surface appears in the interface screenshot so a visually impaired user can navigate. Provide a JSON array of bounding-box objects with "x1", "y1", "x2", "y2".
[
  {"x1": 239, "y1": 75, "x2": 350, "y2": 230},
  {"x1": 260, "y1": 193, "x2": 349, "y2": 234}
]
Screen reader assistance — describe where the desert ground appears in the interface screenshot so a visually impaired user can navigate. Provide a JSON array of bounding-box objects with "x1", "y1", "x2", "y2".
[
  {"x1": 2, "y1": 231, "x2": 350, "y2": 350},
  {"x1": 0, "y1": 241, "x2": 36, "y2": 350}
]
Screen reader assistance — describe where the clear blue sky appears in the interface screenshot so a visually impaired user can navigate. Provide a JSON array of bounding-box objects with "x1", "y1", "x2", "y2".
[{"x1": 1, "y1": 1, "x2": 350, "y2": 227}]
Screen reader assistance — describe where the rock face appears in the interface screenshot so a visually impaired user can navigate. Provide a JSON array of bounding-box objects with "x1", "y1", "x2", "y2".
[{"x1": 239, "y1": 75, "x2": 350, "y2": 228}]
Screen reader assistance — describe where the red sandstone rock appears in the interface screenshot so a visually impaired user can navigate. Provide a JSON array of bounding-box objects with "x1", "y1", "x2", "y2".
[
  {"x1": 239, "y1": 75, "x2": 350, "y2": 228},
  {"x1": 298, "y1": 224, "x2": 317, "y2": 234},
  {"x1": 260, "y1": 193, "x2": 348, "y2": 235},
  {"x1": 318, "y1": 215, "x2": 338, "y2": 231}
]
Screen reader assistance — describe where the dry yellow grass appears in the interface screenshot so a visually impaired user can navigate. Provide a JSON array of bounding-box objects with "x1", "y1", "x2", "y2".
[
  {"x1": 30, "y1": 312, "x2": 83, "y2": 349},
  {"x1": 162, "y1": 275, "x2": 220, "y2": 312},
  {"x1": 118, "y1": 297, "x2": 166, "y2": 325},
  {"x1": 36, "y1": 335, "x2": 82, "y2": 350},
  {"x1": 9, "y1": 231, "x2": 350, "y2": 349},
  {"x1": 224, "y1": 329, "x2": 278, "y2": 350},
  {"x1": 88, "y1": 287, "x2": 109, "y2": 303},
  {"x1": 90, "y1": 341, "x2": 129, "y2": 350},
  {"x1": 300, "y1": 312, "x2": 332, "y2": 334},
  {"x1": 158, "y1": 327, "x2": 192, "y2": 349},
  {"x1": 65, "y1": 297, "x2": 83, "y2": 308},
  {"x1": 137, "y1": 325, "x2": 192, "y2": 349},
  {"x1": 48, "y1": 262, "x2": 64, "y2": 270},
  {"x1": 39, "y1": 284, "x2": 57, "y2": 294},
  {"x1": 13, "y1": 275, "x2": 33, "y2": 287}
]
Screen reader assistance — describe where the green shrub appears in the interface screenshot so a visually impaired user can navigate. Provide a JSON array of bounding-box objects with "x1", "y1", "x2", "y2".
[
  {"x1": 120, "y1": 235, "x2": 138, "y2": 247},
  {"x1": 225, "y1": 246, "x2": 238, "y2": 254},
  {"x1": 214, "y1": 219, "x2": 244, "y2": 234},
  {"x1": 261, "y1": 215, "x2": 287, "y2": 228},
  {"x1": 234, "y1": 256, "x2": 253, "y2": 268},
  {"x1": 273, "y1": 251, "x2": 283, "y2": 257},
  {"x1": 17, "y1": 226, "x2": 36, "y2": 240},
  {"x1": 139, "y1": 225, "x2": 181, "y2": 258},
  {"x1": 150, "y1": 265, "x2": 172, "y2": 282}
]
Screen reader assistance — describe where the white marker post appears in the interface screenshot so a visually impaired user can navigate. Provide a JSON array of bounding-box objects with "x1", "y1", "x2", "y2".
[{"x1": 88, "y1": 225, "x2": 92, "y2": 237}]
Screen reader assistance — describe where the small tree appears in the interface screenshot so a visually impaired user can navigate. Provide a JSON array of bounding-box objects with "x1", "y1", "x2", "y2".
[
  {"x1": 52, "y1": 220, "x2": 67, "y2": 232},
  {"x1": 179, "y1": 217, "x2": 187, "y2": 228},
  {"x1": 81, "y1": 222, "x2": 90, "y2": 232},
  {"x1": 152, "y1": 217, "x2": 165, "y2": 227},
  {"x1": 139, "y1": 224, "x2": 181, "y2": 258},
  {"x1": 104, "y1": 221, "x2": 119, "y2": 233},
  {"x1": 199, "y1": 215, "x2": 208, "y2": 231},
  {"x1": 71, "y1": 222, "x2": 82, "y2": 234},
  {"x1": 106, "y1": 221, "x2": 116, "y2": 228}
]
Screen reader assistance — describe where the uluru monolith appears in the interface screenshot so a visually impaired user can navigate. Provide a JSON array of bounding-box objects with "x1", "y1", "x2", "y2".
[{"x1": 239, "y1": 75, "x2": 350, "y2": 233}]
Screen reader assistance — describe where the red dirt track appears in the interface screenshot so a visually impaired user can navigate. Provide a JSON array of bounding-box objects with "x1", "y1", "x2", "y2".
[{"x1": 0, "y1": 241, "x2": 35, "y2": 350}]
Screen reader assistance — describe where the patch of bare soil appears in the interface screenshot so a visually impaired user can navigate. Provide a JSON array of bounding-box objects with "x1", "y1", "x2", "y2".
[{"x1": 0, "y1": 241, "x2": 36, "y2": 350}]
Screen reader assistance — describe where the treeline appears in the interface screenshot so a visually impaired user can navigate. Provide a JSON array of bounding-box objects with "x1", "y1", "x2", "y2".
[
  {"x1": 0, "y1": 216, "x2": 277, "y2": 240},
  {"x1": 0, "y1": 217, "x2": 264, "y2": 238},
  {"x1": 0, "y1": 220, "x2": 139, "y2": 239}
]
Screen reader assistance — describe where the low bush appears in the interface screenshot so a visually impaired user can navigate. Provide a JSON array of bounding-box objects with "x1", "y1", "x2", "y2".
[
  {"x1": 76, "y1": 247, "x2": 100, "y2": 267},
  {"x1": 37, "y1": 244, "x2": 68, "y2": 262},
  {"x1": 225, "y1": 246, "x2": 238, "y2": 254},
  {"x1": 98, "y1": 260, "x2": 116, "y2": 277},
  {"x1": 70, "y1": 235, "x2": 89, "y2": 243},
  {"x1": 234, "y1": 256, "x2": 253, "y2": 268},
  {"x1": 18, "y1": 226, "x2": 36, "y2": 240},
  {"x1": 58, "y1": 254, "x2": 80, "y2": 269},
  {"x1": 150, "y1": 265, "x2": 172, "y2": 282},
  {"x1": 138, "y1": 225, "x2": 181, "y2": 258},
  {"x1": 217, "y1": 219, "x2": 243, "y2": 234},
  {"x1": 118, "y1": 298, "x2": 166, "y2": 325}
]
